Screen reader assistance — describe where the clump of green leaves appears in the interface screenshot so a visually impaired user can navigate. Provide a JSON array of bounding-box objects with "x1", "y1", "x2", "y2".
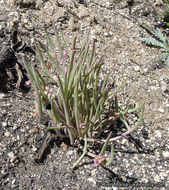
[
  {"x1": 141, "y1": 26, "x2": 169, "y2": 67},
  {"x1": 24, "y1": 29, "x2": 144, "y2": 168}
]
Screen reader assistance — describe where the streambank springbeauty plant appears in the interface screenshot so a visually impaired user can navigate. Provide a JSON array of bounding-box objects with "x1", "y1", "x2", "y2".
[
  {"x1": 24, "y1": 29, "x2": 144, "y2": 168},
  {"x1": 141, "y1": 26, "x2": 169, "y2": 67}
]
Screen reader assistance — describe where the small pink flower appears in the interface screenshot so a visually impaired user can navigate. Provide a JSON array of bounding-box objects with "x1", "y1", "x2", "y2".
[
  {"x1": 94, "y1": 155, "x2": 106, "y2": 168},
  {"x1": 55, "y1": 47, "x2": 69, "y2": 59},
  {"x1": 55, "y1": 47, "x2": 60, "y2": 54},
  {"x1": 63, "y1": 48, "x2": 68, "y2": 58},
  {"x1": 25, "y1": 80, "x2": 31, "y2": 87}
]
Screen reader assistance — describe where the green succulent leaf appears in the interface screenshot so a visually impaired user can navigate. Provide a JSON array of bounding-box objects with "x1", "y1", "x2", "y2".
[
  {"x1": 51, "y1": 100, "x2": 63, "y2": 123},
  {"x1": 106, "y1": 143, "x2": 115, "y2": 166},
  {"x1": 99, "y1": 132, "x2": 112, "y2": 156}
]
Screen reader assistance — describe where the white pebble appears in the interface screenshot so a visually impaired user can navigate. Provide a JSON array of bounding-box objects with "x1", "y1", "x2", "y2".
[
  {"x1": 109, "y1": 31, "x2": 113, "y2": 36},
  {"x1": 23, "y1": 19, "x2": 29, "y2": 24},
  {"x1": 154, "y1": 174, "x2": 160, "y2": 182},
  {"x1": 66, "y1": 150, "x2": 74, "y2": 157},
  {"x1": 143, "y1": 68, "x2": 148, "y2": 73},
  {"x1": 2, "y1": 122, "x2": 7, "y2": 127},
  {"x1": 31, "y1": 145, "x2": 37, "y2": 152},
  {"x1": 104, "y1": 32, "x2": 109, "y2": 37},
  {"x1": 87, "y1": 177, "x2": 96, "y2": 184},
  {"x1": 0, "y1": 92, "x2": 5, "y2": 99},
  {"x1": 104, "y1": 31, "x2": 113, "y2": 37},
  {"x1": 155, "y1": 130, "x2": 161, "y2": 138},
  {"x1": 91, "y1": 169, "x2": 97, "y2": 178},
  {"x1": 165, "y1": 104, "x2": 169, "y2": 108},
  {"x1": 162, "y1": 151, "x2": 169, "y2": 158},
  {"x1": 161, "y1": 84, "x2": 167, "y2": 92},
  {"x1": 158, "y1": 108, "x2": 165, "y2": 113},
  {"x1": 4, "y1": 131, "x2": 10, "y2": 137},
  {"x1": 8, "y1": 152, "x2": 14, "y2": 158},
  {"x1": 134, "y1": 65, "x2": 140, "y2": 72},
  {"x1": 10, "y1": 156, "x2": 17, "y2": 163},
  {"x1": 12, "y1": 179, "x2": 16, "y2": 184}
]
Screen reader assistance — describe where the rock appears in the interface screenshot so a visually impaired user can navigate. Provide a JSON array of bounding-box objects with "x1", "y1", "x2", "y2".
[
  {"x1": 10, "y1": 156, "x2": 17, "y2": 163},
  {"x1": 12, "y1": 179, "x2": 16, "y2": 184},
  {"x1": 104, "y1": 32, "x2": 109, "y2": 37},
  {"x1": 155, "y1": 130, "x2": 161, "y2": 138},
  {"x1": 66, "y1": 150, "x2": 74, "y2": 157},
  {"x1": 158, "y1": 108, "x2": 165, "y2": 113},
  {"x1": 165, "y1": 104, "x2": 169, "y2": 108},
  {"x1": 87, "y1": 177, "x2": 96, "y2": 185},
  {"x1": 143, "y1": 68, "x2": 148, "y2": 73},
  {"x1": 154, "y1": 174, "x2": 160, "y2": 182},
  {"x1": 162, "y1": 151, "x2": 169, "y2": 158},
  {"x1": 161, "y1": 83, "x2": 169, "y2": 93},
  {"x1": 134, "y1": 65, "x2": 140, "y2": 72},
  {"x1": 0, "y1": 92, "x2": 5, "y2": 99},
  {"x1": 104, "y1": 31, "x2": 113, "y2": 37},
  {"x1": 91, "y1": 169, "x2": 97, "y2": 178},
  {"x1": 8, "y1": 151, "x2": 14, "y2": 158},
  {"x1": 31, "y1": 145, "x2": 37, "y2": 152},
  {"x1": 2, "y1": 122, "x2": 7, "y2": 127},
  {"x1": 4, "y1": 131, "x2": 10, "y2": 137}
]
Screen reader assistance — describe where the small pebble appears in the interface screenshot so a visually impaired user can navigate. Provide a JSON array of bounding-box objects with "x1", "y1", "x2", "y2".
[
  {"x1": 91, "y1": 169, "x2": 97, "y2": 178},
  {"x1": 23, "y1": 19, "x2": 29, "y2": 24},
  {"x1": 162, "y1": 151, "x2": 169, "y2": 158},
  {"x1": 143, "y1": 68, "x2": 148, "y2": 73},
  {"x1": 10, "y1": 156, "x2": 17, "y2": 163},
  {"x1": 31, "y1": 145, "x2": 37, "y2": 152},
  {"x1": 0, "y1": 92, "x2": 5, "y2": 99},
  {"x1": 105, "y1": 188, "x2": 113, "y2": 190},
  {"x1": 87, "y1": 177, "x2": 96, "y2": 184},
  {"x1": 104, "y1": 32, "x2": 109, "y2": 37},
  {"x1": 121, "y1": 138, "x2": 127, "y2": 144},
  {"x1": 51, "y1": 149, "x2": 55, "y2": 155},
  {"x1": 165, "y1": 104, "x2": 169, "y2": 108},
  {"x1": 161, "y1": 84, "x2": 167, "y2": 92},
  {"x1": 104, "y1": 31, "x2": 113, "y2": 37},
  {"x1": 4, "y1": 131, "x2": 10, "y2": 137},
  {"x1": 155, "y1": 130, "x2": 161, "y2": 138},
  {"x1": 66, "y1": 150, "x2": 74, "y2": 157},
  {"x1": 154, "y1": 174, "x2": 160, "y2": 182},
  {"x1": 134, "y1": 65, "x2": 140, "y2": 72},
  {"x1": 158, "y1": 108, "x2": 165, "y2": 113},
  {"x1": 12, "y1": 179, "x2": 16, "y2": 184},
  {"x1": 8, "y1": 152, "x2": 14, "y2": 158},
  {"x1": 109, "y1": 31, "x2": 113, "y2": 36},
  {"x1": 2, "y1": 122, "x2": 7, "y2": 127}
]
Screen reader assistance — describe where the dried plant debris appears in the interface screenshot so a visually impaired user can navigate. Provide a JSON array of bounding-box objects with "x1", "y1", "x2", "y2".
[
  {"x1": 0, "y1": 27, "x2": 35, "y2": 92},
  {"x1": 14, "y1": 0, "x2": 48, "y2": 9}
]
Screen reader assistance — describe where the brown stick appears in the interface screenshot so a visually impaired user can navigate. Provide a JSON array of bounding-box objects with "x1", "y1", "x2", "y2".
[{"x1": 36, "y1": 131, "x2": 55, "y2": 162}]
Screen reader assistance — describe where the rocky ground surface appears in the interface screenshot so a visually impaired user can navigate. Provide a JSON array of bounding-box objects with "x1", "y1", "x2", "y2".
[{"x1": 0, "y1": 0, "x2": 169, "y2": 190}]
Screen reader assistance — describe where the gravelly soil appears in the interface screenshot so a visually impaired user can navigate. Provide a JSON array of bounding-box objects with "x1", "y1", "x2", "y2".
[{"x1": 0, "y1": 0, "x2": 169, "y2": 190}]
